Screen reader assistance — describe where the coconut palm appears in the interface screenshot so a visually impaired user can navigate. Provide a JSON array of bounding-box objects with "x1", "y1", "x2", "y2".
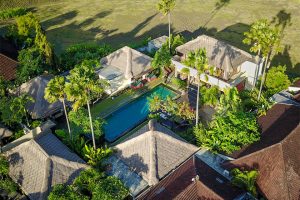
[
  {"x1": 45, "y1": 76, "x2": 71, "y2": 139},
  {"x1": 157, "y1": 0, "x2": 176, "y2": 50},
  {"x1": 65, "y1": 60, "x2": 108, "y2": 149},
  {"x1": 231, "y1": 168, "x2": 258, "y2": 197},
  {"x1": 243, "y1": 19, "x2": 281, "y2": 100}
]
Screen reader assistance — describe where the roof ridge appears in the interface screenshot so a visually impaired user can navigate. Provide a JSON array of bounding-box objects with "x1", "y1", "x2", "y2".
[
  {"x1": 148, "y1": 131, "x2": 159, "y2": 185},
  {"x1": 50, "y1": 155, "x2": 88, "y2": 169}
]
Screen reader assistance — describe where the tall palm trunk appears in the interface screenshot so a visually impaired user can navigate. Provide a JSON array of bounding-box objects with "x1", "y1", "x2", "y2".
[
  {"x1": 86, "y1": 95, "x2": 96, "y2": 149},
  {"x1": 257, "y1": 52, "x2": 270, "y2": 101},
  {"x1": 168, "y1": 12, "x2": 171, "y2": 50},
  {"x1": 62, "y1": 98, "x2": 71, "y2": 139},
  {"x1": 253, "y1": 49, "x2": 261, "y2": 89},
  {"x1": 196, "y1": 80, "x2": 200, "y2": 125}
]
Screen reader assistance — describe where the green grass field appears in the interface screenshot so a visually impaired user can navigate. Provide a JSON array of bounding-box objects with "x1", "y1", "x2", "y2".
[{"x1": 1, "y1": 0, "x2": 299, "y2": 76}]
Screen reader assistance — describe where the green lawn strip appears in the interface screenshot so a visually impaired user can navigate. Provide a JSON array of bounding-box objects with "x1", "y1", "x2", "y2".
[
  {"x1": 109, "y1": 120, "x2": 149, "y2": 146},
  {"x1": 91, "y1": 78, "x2": 162, "y2": 118}
]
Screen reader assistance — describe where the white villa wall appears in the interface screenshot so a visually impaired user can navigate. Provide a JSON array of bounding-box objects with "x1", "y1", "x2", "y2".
[
  {"x1": 172, "y1": 60, "x2": 237, "y2": 91},
  {"x1": 240, "y1": 60, "x2": 263, "y2": 89}
]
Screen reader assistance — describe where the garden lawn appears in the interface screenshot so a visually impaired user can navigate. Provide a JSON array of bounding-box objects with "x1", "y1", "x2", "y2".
[{"x1": 0, "y1": 0, "x2": 299, "y2": 76}]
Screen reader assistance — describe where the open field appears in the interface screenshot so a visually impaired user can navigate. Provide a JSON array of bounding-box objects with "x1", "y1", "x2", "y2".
[{"x1": 1, "y1": 0, "x2": 300, "y2": 76}]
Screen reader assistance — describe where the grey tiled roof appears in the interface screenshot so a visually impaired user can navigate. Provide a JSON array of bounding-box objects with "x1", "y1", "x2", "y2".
[
  {"x1": 15, "y1": 75, "x2": 63, "y2": 119},
  {"x1": 6, "y1": 131, "x2": 88, "y2": 200},
  {"x1": 100, "y1": 46, "x2": 152, "y2": 79},
  {"x1": 176, "y1": 35, "x2": 256, "y2": 79},
  {"x1": 113, "y1": 120, "x2": 199, "y2": 187}
]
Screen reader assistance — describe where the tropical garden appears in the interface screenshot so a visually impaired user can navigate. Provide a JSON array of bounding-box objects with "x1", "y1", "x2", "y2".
[{"x1": 0, "y1": 0, "x2": 299, "y2": 199}]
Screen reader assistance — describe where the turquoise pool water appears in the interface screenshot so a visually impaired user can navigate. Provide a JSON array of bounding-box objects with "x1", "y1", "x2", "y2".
[{"x1": 104, "y1": 85, "x2": 177, "y2": 142}]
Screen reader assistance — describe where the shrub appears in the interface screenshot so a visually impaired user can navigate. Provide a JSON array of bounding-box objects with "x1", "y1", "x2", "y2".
[
  {"x1": 0, "y1": 7, "x2": 28, "y2": 20},
  {"x1": 265, "y1": 65, "x2": 291, "y2": 96},
  {"x1": 73, "y1": 168, "x2": 105, "y2": 194},
  {"x1": 240, "y1": 89, "x2": 273, "y2": 116},
  {"x1": 91, "y1": 176, "x2": 129, "y2": 200},
  {"x1": 60, "y1": 44, "x2": 112, "y2": 71},
  {"x1": 0, "y1": 155, "x2": 9, "y2": 178},
  {"x1": 48, "y1": 184, "x2": 88, "y2": 200},
  {"x1": 11, "y1": 129, "x2": 24, "y2": 140},
  {"x1": 231, "y1": 168, "x2": 258, "y2": 197},
  {"x1": 171, "y1": 77, "x2": 187, "y2": 90},
  {"x1": 84, "y1": 144, "x2": 112, "y2": 168},
  {"x1": 200, "y1": 86, "x2": 220, "y2": 107}
]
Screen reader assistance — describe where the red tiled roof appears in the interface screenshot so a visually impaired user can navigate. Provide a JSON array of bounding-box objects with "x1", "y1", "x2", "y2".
[
  {"x1": 138, "y1": 156, "x2": 244, "y2": 200},
  {"x1": 229, "y1": 104, "x2": 300, "y2": 159},
  {"x1": 224, "y1": 104, "x2": 300, "y2": 200},
  {"x1": 0, "y1": 53, "x2": 18, "y2": 81}
]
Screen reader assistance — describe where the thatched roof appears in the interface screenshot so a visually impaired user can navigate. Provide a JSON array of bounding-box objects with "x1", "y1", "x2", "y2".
[
  {"x1": 5, "y1": 130, "x2": 88, "y2": 200},
  {"x1": 114, "y1": 120, "x2": 199, "y2": 186},
  {"x1": 100, "y1": 46, "x2": 152, "y2": 79},
  {"x1": 15, "y1": 75, "x2": 63, "y2": 119},
  {"x1": 176, "y1": 35, "x2": 256, "y2": 80}
]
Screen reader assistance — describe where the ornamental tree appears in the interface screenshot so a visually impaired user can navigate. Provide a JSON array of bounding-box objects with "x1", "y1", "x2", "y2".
[
  {"x1": 45, "y1": 76, "x2": 71, "y2": 139},
  {"x1": 65, "y1": 60, "x2": 108, "y2": 149}
]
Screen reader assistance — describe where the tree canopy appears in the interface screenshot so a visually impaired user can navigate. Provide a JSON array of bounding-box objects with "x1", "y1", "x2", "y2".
[
  {"x1": 265, "y1": 65, "x2": 291, "y2": 96},
  {"x1": 194, "y1": 110, "x2": 260, "y2": 154}
]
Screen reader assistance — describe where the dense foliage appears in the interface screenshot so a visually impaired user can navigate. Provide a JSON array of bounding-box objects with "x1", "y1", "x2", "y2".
[
  {"x1": 164, "y1": 34, "x2": 185, "y2": 55},
  {"x1": 231, "y1": 168, "x2": 258, "y2": 197},
  {"x1": 91, "y1": 176, "x2": 129, "y2": 200},
  {"x1": 48, "y1": 184, "x2": 88, "y2": 200},
  {"x1": 194, "y1": 110, "x2": 260, "y2": 154},
  {"x1": 68, "y1": 108, "x2": 105, "y2": 138},
  {"x1": 240, "y1": 89, "x2": 273, "y2": 116},
  {"x1": 0, "y1": 155, "x2": 20, "y2": 198},
  {"x1": 0, "y1": 7, "x2": 28, "y2": 20},
  {"x1": 171, "y1": 77, "x2": 187, "y2": 90},
  {"x1": 17, "y1": 46, "x2": 49, "y2": 83},
  {"x1": 200, "y1": 86, "x2": 220, "y2": 107},
  {"x1": 49, "y1": 169, "x2": 129, "y2": 200},
  {"x1": 151, "y1": 45, "x2": 171, "y2": 70},
  {"x1": 148, "y1": 95, "x2": 195, "y2": 121},
  {"x1": 0, "y1": 94, "x2": 33, "y2": 126},
  {"x1": 60, "y1": 43, "x2": 112, "y2": 71},
  {"x1": 218, "y1": 87, "x2": 241, "y2": 113},
  {"x1": 84, "y1": 144, "x2": 112, "y2": 168},
  {"x1": 265, "y1": 65, "x2": 291, "y2": 96}
]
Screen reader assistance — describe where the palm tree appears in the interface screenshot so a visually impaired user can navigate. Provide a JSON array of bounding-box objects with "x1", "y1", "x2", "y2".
[
  {"x1": 65, "y1": 60, "x2": 108, "y2": 149},
  {"x1": 243, "y1": 19, "x2": 281, "y2": 100},
  {"x1": 157, "y1": 0, "x2": 176, "y2": 50},
  {"x1": 231, "y1": 168, "x2": 258, "y2": 197},
  {"x1": 183, "y1": 48, "x2": 210, "y2": 125},
  {"x1": 45, "y1": 76, "x2": 71, "y2": 139}
]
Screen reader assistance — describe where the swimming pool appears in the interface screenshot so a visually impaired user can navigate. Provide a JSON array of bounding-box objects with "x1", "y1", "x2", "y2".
[{"x1": 104, "y1": 85, "x2": 177, "y2": 142}]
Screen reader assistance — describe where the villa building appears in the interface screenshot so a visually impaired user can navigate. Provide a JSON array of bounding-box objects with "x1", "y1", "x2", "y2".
[
  {"x1": 15, "y1": 75, "x2": 65, "y2": 119},
  {"x1": 97, "y1": 46, "x2": 153, "y2": 95},
  {"x1": 105, "y1": 120, "x2": 199, "y2": 197},
  {"x1": 172, "y1": 35, "x2": 263, "y2": 91},
  {"x1": 5, "y1": 130, "x2": 88, "y2": 200}
]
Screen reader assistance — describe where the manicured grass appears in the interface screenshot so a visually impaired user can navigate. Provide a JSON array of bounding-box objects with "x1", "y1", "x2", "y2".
[{"x1": 0, "y1": 0, "x2": 299, "y2": 76}]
